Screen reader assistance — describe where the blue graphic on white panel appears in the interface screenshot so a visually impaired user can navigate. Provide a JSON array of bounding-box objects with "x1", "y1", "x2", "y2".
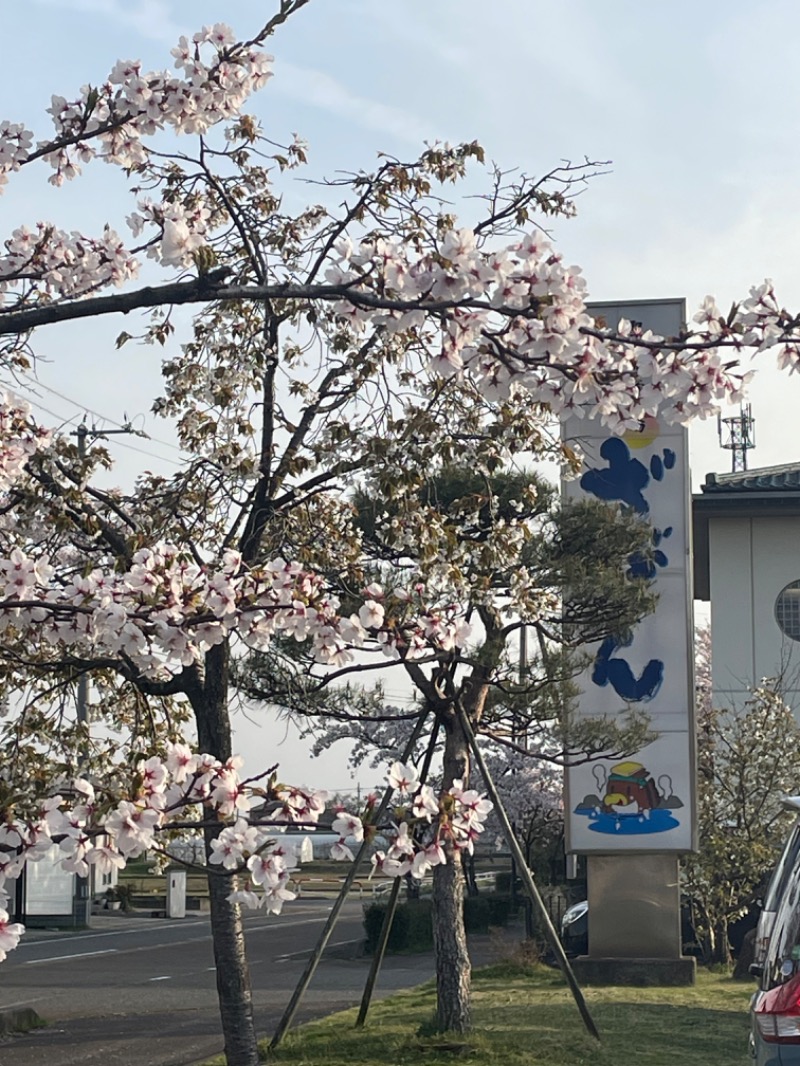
[
  {"x1": 592, "y1": 633, "x2": 663, "y2": 702},
  {"x1": 627, "y1": 526, "x2": 672, "y2": 581},
  {"x1": 573, "y1": 760, "x2": 684, "y2": 836},
  {"x1": 579, "y1": 437, "x2": 676, "y2": 515},
  {"x1": 580, "y1": 427, "x2": 677, "y2": 703}
]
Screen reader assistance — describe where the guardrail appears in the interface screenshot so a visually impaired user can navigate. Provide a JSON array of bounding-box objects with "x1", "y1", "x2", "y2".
[
  {"x1": 290, "y1": 869, "x2": 499, "y2": 901},
  {"x1": 289, "y1": 876, "x2": 369, "y2": 899}
]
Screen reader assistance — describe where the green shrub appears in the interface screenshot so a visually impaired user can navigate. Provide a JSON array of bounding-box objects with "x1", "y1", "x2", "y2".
[
  {"x1": 464, "y1": 894, "x2": 513, "y2": 931},
  {"x1": 105, "y1": 883, "x2": 134, "y2": 911},
  {"x1": 363, "y1": 899, "x2": 434, "y2": 953},
  {"x1": 364, "y1": 893, "x2": 513, "y2": 952},
  {"x1": 494, "y1": 871, "x2": 517, "y2": 893}
]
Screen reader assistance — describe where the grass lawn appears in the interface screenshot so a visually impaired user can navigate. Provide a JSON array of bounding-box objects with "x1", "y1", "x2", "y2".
[{"x1": 218, "y1": 963, "x2": 753, "y2": 1066}]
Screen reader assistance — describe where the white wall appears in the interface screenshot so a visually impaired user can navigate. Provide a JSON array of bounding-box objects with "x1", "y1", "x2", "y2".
[
  {"x1": 709, "y1": 514, "x2": 800, "y2": 710},
  {"x1": 25, "y1": 844, "x2": 74, "y2": 916}
]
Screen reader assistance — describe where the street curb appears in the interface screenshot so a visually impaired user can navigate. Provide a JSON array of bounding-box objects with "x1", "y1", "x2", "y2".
[{"x1": 0, "y1": 1006, "x2": 44, "y2": 1036}]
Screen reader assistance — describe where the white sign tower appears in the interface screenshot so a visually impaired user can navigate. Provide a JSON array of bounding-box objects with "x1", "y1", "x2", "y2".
[{"x1": 562, "y1": 299, "x2": 696, "y2": 984}]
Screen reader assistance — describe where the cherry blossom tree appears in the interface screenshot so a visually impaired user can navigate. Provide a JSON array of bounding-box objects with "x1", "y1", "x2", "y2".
[
  {"x1": 486, "y1": 752, "x2": 564, "y2": 881},
  {"x1": 238, "y1": 476, "x2": 659, "y2": 1031},
  {"x1": 1, "y1": 2, "x2": 800, "y2": 1060}
]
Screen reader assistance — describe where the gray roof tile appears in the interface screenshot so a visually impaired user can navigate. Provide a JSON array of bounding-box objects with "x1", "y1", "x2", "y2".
[{"x1": 702, "y1": 463, "x2": 800, "y2": 492}]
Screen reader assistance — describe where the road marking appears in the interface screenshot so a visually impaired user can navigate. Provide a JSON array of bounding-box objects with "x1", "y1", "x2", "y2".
[
  {"x1": 14, "y1": 919, "x2": 208, "y2": 949},
  {"x1": 13, "y1": 907, "x2": 333, "y2": 953},
  {"x1": 263, "y1": 916, "x2": 328, "y2": 929},
  {"x1": 149, "y1": 975, "x2": 172, "y2": 981},
  {"x1": 0, "y1": 995, "x2": 47, "y2": 1009},
  {"x1": 25, "y1": 948, "x2": 118, "y2": 965}
]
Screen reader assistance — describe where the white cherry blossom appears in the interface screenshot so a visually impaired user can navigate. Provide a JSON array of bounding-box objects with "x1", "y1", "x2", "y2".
[{"x1": 0, "y1": 909, "x2": 24, "y2": 961}]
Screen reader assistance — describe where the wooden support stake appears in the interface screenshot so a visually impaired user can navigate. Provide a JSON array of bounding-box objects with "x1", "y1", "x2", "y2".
[
  {"x1": 269, "y1": 708, "x2": 430, "y2": 1050},
  {"x1": 458, "y1": 706, "x2": 600, "y2": 1042}
]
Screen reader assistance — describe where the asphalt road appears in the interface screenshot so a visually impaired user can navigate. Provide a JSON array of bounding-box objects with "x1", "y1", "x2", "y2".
[{"x1": 0, "y1": 898, "x2": 445, "y2": 1066}]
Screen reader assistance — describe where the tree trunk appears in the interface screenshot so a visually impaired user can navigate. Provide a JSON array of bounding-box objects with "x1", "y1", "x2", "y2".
[
  {"x1": 432, "y1": 707, "x2": 472, "y2": 1033},
  {"x1": 432, "y1": 847, "x2": 471, "y2": 1032},
  {"x1": 462, "y1": 852, "x2": 479, "y2": 897},
  {"x1": 710, "y1": 918, "x2": 732, "y2": 967},
  {"x1": 205, "y1": 841, "x2": 260, "y2": 1066},
  {"x1": 190, "y1": 645, "x2": 260, "y2": 1066}
]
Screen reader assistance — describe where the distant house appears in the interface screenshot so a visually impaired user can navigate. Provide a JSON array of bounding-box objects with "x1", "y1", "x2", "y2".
[{"x1": 10, "y1": 846, "x2": 117, "y2": 927}]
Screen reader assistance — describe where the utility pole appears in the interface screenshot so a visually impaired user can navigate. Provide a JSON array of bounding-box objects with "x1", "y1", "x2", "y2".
[{"x1": 69, "y1": 419, "x2": 140, "y2": 926}]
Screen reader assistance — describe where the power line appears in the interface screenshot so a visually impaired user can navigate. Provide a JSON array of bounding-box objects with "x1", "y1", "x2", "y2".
[
  {"x1": 95, "y1": 434, "x2": 181, "y2": 468},
  {"x1": 12, "y1": 385, "x2": 80, "y2": 430},
  {"x1": 18, "y1": 371, "x2": 185, "y2": 456},
  {"x1": 13, "y1": 381, "x2": 181, "y2": 468}
]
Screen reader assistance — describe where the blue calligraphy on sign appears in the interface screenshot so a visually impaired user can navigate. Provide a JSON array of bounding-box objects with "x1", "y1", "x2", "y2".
[
  {"x1": 592, "y1": 633, "x2": 664, "y2": 702},
  {"x1": 580, "y1": 438, "x2": 676, "y2": 516},
  {"x1": 627, "y1": 526, "x2": 673, "y2": 581},
  {"x1": 580, "y1": 435, "x2": 676, "y2": 703}
]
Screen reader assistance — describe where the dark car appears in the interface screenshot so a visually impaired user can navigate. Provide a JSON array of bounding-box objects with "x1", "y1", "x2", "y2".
[
  {"x1": 562, "y1": 896, "x2": 758, "y2": 960},
  {"x1": 560, "y1": 900, "x2": 588, "y2": 956}
]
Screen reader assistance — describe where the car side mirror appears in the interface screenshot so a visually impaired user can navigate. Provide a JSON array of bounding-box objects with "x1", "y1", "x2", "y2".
[{"x1": 749, "y1": 962, "x2": 764, "y2": 979}]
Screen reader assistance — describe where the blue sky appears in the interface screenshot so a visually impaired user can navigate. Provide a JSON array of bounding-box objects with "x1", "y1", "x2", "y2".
[
  {"x1": 3, "y1": 0, "x2": 800, "y2": 783},
  {"x1": 4, "y1": 0, "x2": 800, "y2": 480}
]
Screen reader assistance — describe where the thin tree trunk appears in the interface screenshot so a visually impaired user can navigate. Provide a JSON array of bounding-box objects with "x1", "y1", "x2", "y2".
[
  {"x1": 710, "y1": 918, "x2": 731, "y2": 966},
  {"x1": 433, "y1": 707, "x2": 472, "y2": 1033},
  {"x1": 190, "y1": 645, "x2": 260, "y2": 1066},
  {"x1": 205, "y1": 837, "x2": 260, "y2": 1066},
  {"x1": 432, "y1": 849, "x2": 471, "y2": 1032}
]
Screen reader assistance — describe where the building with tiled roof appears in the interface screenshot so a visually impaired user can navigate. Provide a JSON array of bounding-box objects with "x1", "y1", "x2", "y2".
[{"x1": 693, "y1": 462, "x2": 800, "y2": 709}]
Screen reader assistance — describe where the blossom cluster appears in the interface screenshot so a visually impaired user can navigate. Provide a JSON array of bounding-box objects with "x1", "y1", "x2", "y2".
[
  {"x1": 0, "y1": 23, "x2": 273, "y2": 299},
  {"x1": 325, "y1": 231, "x2": 776, "y2": 433},
  {"x1": 0, "y1": 742, "x2": 332, "y2": 958},
  {"x1": 0, "y1": 540, "x2": 472, "y2": 679},
  {"x1": 0, "y1": 745, "x2": 495, "y2": 963},
  {"x1": 0, "y1": 393, "x2": 51, "y2": 492},
  {"x1": 0, "y1": 25, "x2": 797, "y2": 432},
  {"x1": 127, "y1": 198, "x2": 212, "y2": 268},
  {"x1": 369, "y1": 761, "x2": 494, "y2": 880},
  {"x1": 1, "y1": 222, "x2": 137, "y2": 306},
  {"x1": 0, "y1": 24, "x2": 272, "y2": 191}
]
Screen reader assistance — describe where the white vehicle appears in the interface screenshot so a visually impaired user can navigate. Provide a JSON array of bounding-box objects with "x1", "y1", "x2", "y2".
[{"x1": 752, "y1": 796, "x2": 800, "y2": 977}]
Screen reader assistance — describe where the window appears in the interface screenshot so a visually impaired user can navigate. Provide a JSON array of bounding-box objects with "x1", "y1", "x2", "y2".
[{"x1": 776, "y1": 581, "x2": 800, "y2": 642}]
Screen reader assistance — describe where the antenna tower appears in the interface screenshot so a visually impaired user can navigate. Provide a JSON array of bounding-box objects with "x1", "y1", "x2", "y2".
[{"x1": 717, "y1": 403, "x2": 756, "y2": 472}]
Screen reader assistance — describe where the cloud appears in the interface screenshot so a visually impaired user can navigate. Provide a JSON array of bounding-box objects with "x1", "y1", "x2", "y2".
[
  {"x1": 28, "y1": 0, "x2": 183, "y2": 45},
  {"x1": 352, "y1": 2, "x2": 471, "y2": 69},
  {"x1": 28, "y1": 0, "x2": 433, "y2": 145},
  {"x1": 274, "y1": 61, "x2": 437, "y2": 146}
]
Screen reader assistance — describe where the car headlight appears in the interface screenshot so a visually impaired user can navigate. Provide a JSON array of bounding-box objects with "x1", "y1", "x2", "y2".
[{"x1": 562, "y1": 901, "x2": 588, "y2": 927}]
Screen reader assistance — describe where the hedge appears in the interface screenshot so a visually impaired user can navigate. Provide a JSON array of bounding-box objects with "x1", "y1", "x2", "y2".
[{"x1": 363, "y1": 893, "x2": 514, "y2": 953}]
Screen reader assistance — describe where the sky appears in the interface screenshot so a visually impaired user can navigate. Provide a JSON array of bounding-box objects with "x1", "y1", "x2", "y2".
[{"x1": 3, "y1": 0, "x2": 800, "y2": 786}]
